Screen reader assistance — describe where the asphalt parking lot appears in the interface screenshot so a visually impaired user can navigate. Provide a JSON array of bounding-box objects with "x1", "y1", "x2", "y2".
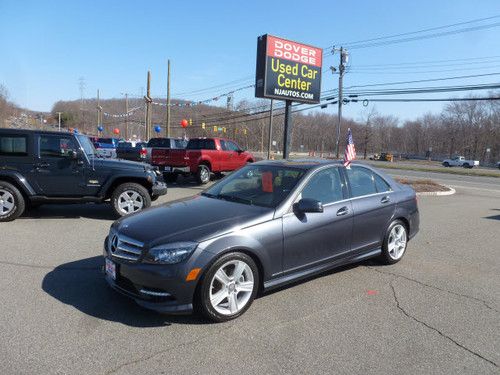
[{"x1": 0, "y1": 171, "x2": 499, "y2": 375}]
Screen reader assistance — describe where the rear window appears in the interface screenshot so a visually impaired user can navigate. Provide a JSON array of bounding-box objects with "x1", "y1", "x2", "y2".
[
  {"x1": 187, "y1": 139, "x2": 216, "y2": 150},
  {"x1": 117, "y1": 142, "x2": 132, "y2": 148},
  {"x1": 0, "y1": 135, "x2": 28, "y2": 156},
  {"x1": 147, "y1": 138, "x2": 171, "y2": 148}
]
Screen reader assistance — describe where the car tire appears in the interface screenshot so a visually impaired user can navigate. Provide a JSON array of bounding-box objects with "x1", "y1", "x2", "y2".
[
  {"x1": 0, "y1": 181, "x2": 25, "y2": 222},
  {"x1": 196, "y1": 252, "x2": 259, "y2": 322},
  {"x1": 196, "y1": 164, "x2": 211, "y2": 185},
  {"x1": 463, "y1": 163, "x2": 470, "y2": 169},
  {"x1": 111, "y1": 182, "x2": 151, "y2": 217},
  {"x1": 443, "y1": 162, "x2": 449, "y2": 167},
  {"x1": 164, "y1": 173, "x2": 178, "y2": 183},
  {"x1": 379, "y1": 220, "x2": 408, "y2": 265}
]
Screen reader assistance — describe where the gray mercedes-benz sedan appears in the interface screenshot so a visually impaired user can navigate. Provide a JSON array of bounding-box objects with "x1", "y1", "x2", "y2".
[{"x1": 103, "y1": 160, "x2": 419, "y2": 322}]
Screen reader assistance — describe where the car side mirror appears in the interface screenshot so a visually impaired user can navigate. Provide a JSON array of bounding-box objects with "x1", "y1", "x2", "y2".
[{"x1": 293, "y1": 198, "x2": 323, "y2": 214}]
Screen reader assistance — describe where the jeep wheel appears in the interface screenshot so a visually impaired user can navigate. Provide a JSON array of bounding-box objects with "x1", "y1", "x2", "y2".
[
  {"x1": 0, "y1": 181, "x2": 25, "y2": 222},
  {"x1": 197, "y1": 164, "x2": 211, "y2": 184},
  {"x1": 111, "y1": 183, "x2": 151, "y2": 217}
]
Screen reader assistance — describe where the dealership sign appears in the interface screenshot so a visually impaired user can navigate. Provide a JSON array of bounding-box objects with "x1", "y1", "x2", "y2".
[{"x1": 255, "y1": 34, "x2": 322, "y2": 104}]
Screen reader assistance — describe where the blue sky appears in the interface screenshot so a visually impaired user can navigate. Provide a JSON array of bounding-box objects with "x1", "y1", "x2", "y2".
[{"x1": 1, "y1": 0, "x2": 499, "y2": 122}]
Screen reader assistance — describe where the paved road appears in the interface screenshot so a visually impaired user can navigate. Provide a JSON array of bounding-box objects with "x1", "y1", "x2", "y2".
[{"x1": 0, "y1": 171, "x2": 499, "y2": 374}]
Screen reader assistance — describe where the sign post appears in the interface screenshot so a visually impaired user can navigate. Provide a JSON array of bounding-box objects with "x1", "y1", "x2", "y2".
[{"x1": 255, "y1": 34, "x2": 322, "y2": 159}]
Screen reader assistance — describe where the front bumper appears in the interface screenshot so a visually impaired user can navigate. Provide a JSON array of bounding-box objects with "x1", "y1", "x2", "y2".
[
  {"x1": 102, "y1": 241, "x2": 204, "y2": 314},
  {"x1": 151, "y1": 181, "x2": 168, "y2": 197}
]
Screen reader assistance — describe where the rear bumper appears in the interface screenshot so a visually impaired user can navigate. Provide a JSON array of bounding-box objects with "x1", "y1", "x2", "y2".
[{"x1": 151, "y1": 181, "x2": 168, "y2": 197}]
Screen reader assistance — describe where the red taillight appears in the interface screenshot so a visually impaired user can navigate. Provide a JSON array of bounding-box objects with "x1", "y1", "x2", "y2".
[{"x1": 140, "y1": 149, "x2": 147, "y2": 158}]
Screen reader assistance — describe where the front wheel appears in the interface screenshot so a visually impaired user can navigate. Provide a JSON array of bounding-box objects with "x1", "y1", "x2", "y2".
[
  {"x1": 379, "y1": 220, "x2": 408, "y2": 265},
  {"x1": 443, "y1": 162, "x2": 449, "y2": 167},
  {"x1": 111, "y1": 183, "x2": 151, "y2": 217},
  {"x1": 196, "y1": 164, "x2": 211, "y2": 184},
  {"x1": 0, "y1": 181, "x2": 25, "y2": 222},
  {"x1": 196, "y1": 252, "x2": 259, "y2": 322}
]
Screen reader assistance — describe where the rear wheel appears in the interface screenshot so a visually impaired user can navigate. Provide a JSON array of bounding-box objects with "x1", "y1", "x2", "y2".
[
  {"x1": 196, "y1": 252, "x2": 259, "y2": 322},
  {"x1": 196, "y1": 164, "x2": 211, "y2": 184},
  {"x1": 443, "y1": 162, "x2": 449, "y2": 167},
  {"x1": 379, "y1": 220, "x2": 408, "y2": 265},
  {"x1": 111, "y1": 183, "x2": 151, "y2": 217},
  {"x1": 0, "y1": 181, "x2": 25, "y2": 222},
  {"x1": 463, "y1": 163, "x2": 470, "y2": 169}
]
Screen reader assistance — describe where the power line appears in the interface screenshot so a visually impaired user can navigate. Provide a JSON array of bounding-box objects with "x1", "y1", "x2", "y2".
[{"x1": 324, "y1": 15, "x2": 500, "y2": 52}]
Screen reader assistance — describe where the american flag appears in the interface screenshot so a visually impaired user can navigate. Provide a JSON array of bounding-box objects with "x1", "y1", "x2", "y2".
[{"x1": 343, "y1": 128, "x2": 356, "y2": 167}]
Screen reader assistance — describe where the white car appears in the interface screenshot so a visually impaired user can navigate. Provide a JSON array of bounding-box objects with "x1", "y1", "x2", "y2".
[{"x1": 442, "y1": 156, "x2": 479, "y2": 169}]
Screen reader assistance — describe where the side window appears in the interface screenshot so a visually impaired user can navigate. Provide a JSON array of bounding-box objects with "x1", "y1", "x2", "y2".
[
  {"x1": 226, "y1": 141, "x2": 240, "y2": 151},
  {"x1": 220, "y1": 140, "x2": 228, "y2": 150},
  {"x1": 0, "y1": 135, "x2": 28, "y2": 156},
  {"x1": 374, "y1": 173, "x2": 391, "y2": 193},
  {"x1": 346, "y1": 167, "x2": 377, "y2": 197},
  {"x1": 206, "y1": 139, "x2": 216, "y2": 150},
  {"x1": 40, "y1": 136, "x2": 77, "y2": 158},
  {"x1": 300, "y1": 168, "x2": 343, "y2": 204}
]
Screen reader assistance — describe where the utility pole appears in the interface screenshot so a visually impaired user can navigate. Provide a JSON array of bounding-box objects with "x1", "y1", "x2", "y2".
[
  {"x1": 56, "y1": 112, "x2": 62, "y2": 131},
  {"x1": 166, "y1": 59, "x2": 171, "y2": 137},
  {"x1": 144, "y1": 71, "x2": 153, "y2": 141},
  {"x1": 78, "y1": 77, "x2": 86, "y2": 132},
  {"x1": 334, "y1": 47, "x2": 348, "y2": 158},
  {"x1": 96, "y1": 89, "x2": 102, "y2": 133},
  {"x1": 125, "y1": 93, "x2": 129, "y2": 140},
  {"x1": 267, "y1": 99, "x2": 274, "y2": 160}
]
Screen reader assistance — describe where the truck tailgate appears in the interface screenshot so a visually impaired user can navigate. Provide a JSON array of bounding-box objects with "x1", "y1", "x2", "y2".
[{"x1": 151, "y1": 149, "x2": 188, "y2": 166}]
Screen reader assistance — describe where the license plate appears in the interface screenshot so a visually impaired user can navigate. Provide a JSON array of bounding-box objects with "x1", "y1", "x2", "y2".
[
  {"x1": 163, "y1": 166, "x2": 172, "y2": 172},
  {"x1": 105, "y1": 258, "x2": 116, "y2": 280}
]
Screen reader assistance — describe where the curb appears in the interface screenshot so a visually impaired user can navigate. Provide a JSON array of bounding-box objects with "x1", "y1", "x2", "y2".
[{"x1": 416, "y1": 186, "x2": 456, "y2": 196}]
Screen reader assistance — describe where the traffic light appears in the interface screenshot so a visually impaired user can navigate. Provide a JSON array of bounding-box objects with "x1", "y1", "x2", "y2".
[
  {"x1": 213, "y1": 126, "x2": 217, "y2": 132},
  {"x1": 243, "y1": 129, "x2": 247, "y2": 135},
  {"x1": 201, "y1": 122, "x2": 205, "y2": 129},
  {"x1": 223, "y1": 127, "x2": 226, "y2": 133},
  {"x1": 189, "y1": 118, "x2": 193, "y2": 126}
]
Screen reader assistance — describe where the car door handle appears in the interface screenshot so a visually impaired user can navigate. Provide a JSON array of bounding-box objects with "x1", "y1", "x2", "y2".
[
  {"x1": 336, "y1": 206, "x2": 349, "y2": 216},
  {"x1": 381, "y1": 196, "x2": 391, "y2": 204}
]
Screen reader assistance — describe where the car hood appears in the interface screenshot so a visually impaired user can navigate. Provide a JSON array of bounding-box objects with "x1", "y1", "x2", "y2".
[
  {"x1": 91, "y1": 157, "x2": 150, "y2": 171},
  {"x1": 112, "y1": 195, "x2": 273, "y2": 246}
]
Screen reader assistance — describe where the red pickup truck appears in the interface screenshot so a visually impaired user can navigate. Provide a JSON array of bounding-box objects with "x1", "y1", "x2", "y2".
[{"x1": 151, "y1": 137, "x2": 255, "y2": 184}]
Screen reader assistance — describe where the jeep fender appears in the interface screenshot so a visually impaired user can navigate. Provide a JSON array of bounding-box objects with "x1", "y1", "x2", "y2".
[
  {"x1": 99, "y1": 174, "x2": 152, "y2": 198},
  {"x1": 0, "y1": 170, "x2": 36, "y2": 196}
]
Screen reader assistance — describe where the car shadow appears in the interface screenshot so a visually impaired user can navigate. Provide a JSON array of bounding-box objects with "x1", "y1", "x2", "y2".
[
  {"x1": 21, "y1": 203, "x2": 117, "y2": 221},
  {"x1": 42, "y1": 256, "x2": 209, "y2": 327}
]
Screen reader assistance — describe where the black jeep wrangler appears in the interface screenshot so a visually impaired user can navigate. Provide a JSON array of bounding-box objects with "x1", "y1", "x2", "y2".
[{"x1": 0, "y1": 129, "x2": 167, "y2": 222}]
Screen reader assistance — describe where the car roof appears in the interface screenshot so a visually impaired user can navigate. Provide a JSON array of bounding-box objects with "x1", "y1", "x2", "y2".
[
  {"x1": 254, "y1": 158, "x2": 386, "y2": 172},
  {"x1": 255, "y1": 158, "x2": 342, "y2": 170},
  {"x1": 0, "y1": 128, "x2": 84, "y2": 136}
]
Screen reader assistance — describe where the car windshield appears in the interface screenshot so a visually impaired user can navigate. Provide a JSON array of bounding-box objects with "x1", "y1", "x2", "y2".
[
  {"x1": 77, "y1": 135, "x2": 96, "y2": 157},
  {"x1": 202, "y1": 165, "x2": 306, "y2": 208}
]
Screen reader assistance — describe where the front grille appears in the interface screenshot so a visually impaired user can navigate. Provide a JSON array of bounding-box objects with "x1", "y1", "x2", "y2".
[{"x1": 108, "y1": 232, "x2": 144, "y2": 262}]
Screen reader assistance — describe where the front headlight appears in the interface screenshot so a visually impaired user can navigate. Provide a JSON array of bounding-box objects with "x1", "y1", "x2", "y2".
[{"x1": 146, "y1": 242, "x2": 198, "y2": 264}]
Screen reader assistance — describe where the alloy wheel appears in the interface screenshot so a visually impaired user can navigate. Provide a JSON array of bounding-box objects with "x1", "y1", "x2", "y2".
[
  {"x1": 209, "y1": 260, "x2": 254, "y2": 315},
  {"x1": 0, "y1": 189, "x2": 15, "y2": 216},
  {"x1": 200, "y1": 167, "x2": 210, "y2": 183},
  {"x1": 387, "y1": 224, "x2": 407, "y2": 260},
  {"x1": 117, "y1": 190, "x2": 144, "y2": 214}
]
